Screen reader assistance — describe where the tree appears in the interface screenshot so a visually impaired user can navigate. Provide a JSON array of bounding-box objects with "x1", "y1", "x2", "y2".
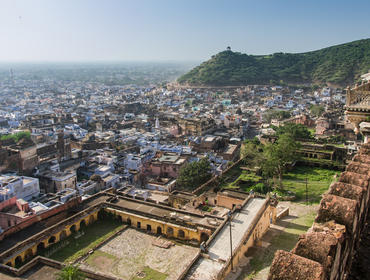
[
  {"x1": 274, "y1": 123, "x2": 312, "y2": 140},
  {"x1": 310, "y1": 105, "x2": 325, "y2": 117},
  {"x1": 241, "y1": 140, "x2": 263, "y2": 167},
  {"x1": 56, "y1": 265, "x2": 85, "y2": 280},
  {"x1": 176, "y1": 158, "x2": 212, "y2": 191},
  {"x1": 262, "y1": 133, "x2": 300, "y2": 188},
  {"x1": 263, "y1": 110, "x2": 291, "y2": 123}
]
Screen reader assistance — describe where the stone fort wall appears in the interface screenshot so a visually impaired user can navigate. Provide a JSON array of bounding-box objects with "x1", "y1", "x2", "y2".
[{"x1": 267, "y1": 143, "x2": 370, "y2": 280}]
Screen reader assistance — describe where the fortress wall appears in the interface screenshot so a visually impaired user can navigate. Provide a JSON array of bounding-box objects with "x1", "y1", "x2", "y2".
[{"x1": 267, "y1": 143, "x2": 370, "y2": 280}]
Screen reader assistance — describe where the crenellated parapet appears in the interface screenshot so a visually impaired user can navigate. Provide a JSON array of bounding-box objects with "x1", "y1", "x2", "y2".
[{"x1": 268, "y1": 143, "x2": 370, "y2": 280}]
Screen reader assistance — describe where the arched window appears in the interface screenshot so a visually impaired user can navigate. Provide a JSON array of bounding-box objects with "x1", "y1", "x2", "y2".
[
  {"x1": 48, "y1": 236, "x2": 56, "y2": 244},
  {"x1": 178, "y1": 230, "x2": 185, "y2": 238}
]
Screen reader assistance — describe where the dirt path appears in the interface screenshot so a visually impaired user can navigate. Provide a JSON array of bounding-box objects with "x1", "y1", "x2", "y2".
[{"x1": 226, "y1": 202, "x2": 318, "y2": 280}]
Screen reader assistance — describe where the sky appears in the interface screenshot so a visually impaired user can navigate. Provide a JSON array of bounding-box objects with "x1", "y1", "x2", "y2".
[{"x1": 0, "y1": 0, "x2": 369, "y2": 62}]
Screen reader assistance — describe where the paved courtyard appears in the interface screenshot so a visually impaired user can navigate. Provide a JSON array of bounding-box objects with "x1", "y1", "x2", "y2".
[{"x1": 80, "y1": 228, "x2": 199, "y2": 280}]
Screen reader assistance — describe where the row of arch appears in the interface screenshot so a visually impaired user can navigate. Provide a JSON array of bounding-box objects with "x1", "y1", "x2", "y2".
[
  {"x1": 5, "y1": 212, "x2": 98, "y2": 268},
  {"x1": 115, "y1": 211, "x2": 209, "y2": 243}
]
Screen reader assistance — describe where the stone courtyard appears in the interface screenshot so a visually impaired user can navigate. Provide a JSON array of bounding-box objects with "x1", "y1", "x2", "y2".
[{"x1": 79, "y1": 228, "x2": 199, "y2": 280}]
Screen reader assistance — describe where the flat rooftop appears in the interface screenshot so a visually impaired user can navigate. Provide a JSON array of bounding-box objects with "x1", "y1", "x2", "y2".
[
  {"x1": 110, "y1": 195, "x2": 221, "y2": 228},
  {"x1": 0, "y1": 192, "x2": 220, "y2": 254},
  {"x1": 185, "y1": 197, "x2": 266, "y2": 279}
]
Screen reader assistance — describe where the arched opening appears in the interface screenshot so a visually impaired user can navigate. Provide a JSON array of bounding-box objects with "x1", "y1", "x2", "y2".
[
  {"x1": 15, "y1": 256, "x2": 22, "y2": 267},
  {"x1": 48, "y1": 235, "x2": 56, "y2": 244},
  {"x1": 117, "y1": 215, "x2": 122, "y2": 223},
  {"x1": 166, "y1": 227, "x2": 174, "y2": 236},
  {"x1": 137, "y1": 221, "x2": 141, "y2": 229},
  {"x1": 5, "y1": 262, "x2": 12, "y2": 267},
  {"x1": 60, "y1": 230, "x2": 67, "y2": 240},
  {"x1": 178, "y1": 230, "x2": 185, "y2": 239},
  {"x1": 37, "y1": 242, "x2": 45, "y2": 253},
  {"x1": 201, "y1": 232, "x2": 209, "y2": 243},
  {"x1": 127, "y1": 218, "x2": 131, "y2": 226},
  {"x1": 157, "y1": 226, "x2": 162, "y2": 235},
  {"x1": 80, "y1": 220, "x2": 87, "y2": 228},
  {"x1": 70, "y1": 224, "x2": 77, "y2": 233},
  {"x1": 98, "y1": 209, "x2": 105, "y2": 219},
  {"x1": 24, "y1": 248, "x2": 33, "y2": 261},
  {"x1": 146, "y1": 224, "x2": 152, "y2": 232},
  {"x1": 89, "y1": 215, "x2": 95, "y2": 224}
]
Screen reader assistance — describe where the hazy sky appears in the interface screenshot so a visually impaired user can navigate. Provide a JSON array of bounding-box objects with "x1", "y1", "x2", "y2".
[{"x1": 0, "y1": 0, "x2": 369, "y2": 62}]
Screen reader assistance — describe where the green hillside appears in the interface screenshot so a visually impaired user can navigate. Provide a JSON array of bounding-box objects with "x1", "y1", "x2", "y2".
[{"x1": 177, "y1": 39, "x2": 370, "y2": 86}]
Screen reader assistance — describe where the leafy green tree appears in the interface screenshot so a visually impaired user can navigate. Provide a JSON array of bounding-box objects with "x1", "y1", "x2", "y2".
[
  {"x1": 0, "y1": 131, "x2": 31, "y2": 142},
  {"x1": 241, "y1": 141, "x2": 263, "y2": 167},
  {"x1": 310, "y1": 105, "x2": 325, "y2": 117},
  {"x1": 56, "y1": 265, "x2": 85, "y2": 280},
  {"x1": 264, "y1": 110, "x2": 291, "y2": 123},
  {"x1": 176, "y1": 158, "x2": 212, "y2": 191},
  {"x1": 274, "y1": 123, "x2": 312, "y2": 140},
  {"x1": 262, "y1": 133, "x2": 301, "y2": 188}
]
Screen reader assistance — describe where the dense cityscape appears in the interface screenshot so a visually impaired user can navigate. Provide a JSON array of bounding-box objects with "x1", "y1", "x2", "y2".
[{"x1": 0, "y1": 1, "x2": 370, "y2": 280}]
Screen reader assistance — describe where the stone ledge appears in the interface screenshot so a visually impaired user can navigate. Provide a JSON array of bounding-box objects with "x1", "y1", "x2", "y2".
[
  {"x1": 328, "y1": 182, "x2": 364, "y2": 202},
  {"x1": 292, "y1": 232, "x2": 338, "y2": 274},
  {"x1": 316, "y1": 194, "x2": 357, "y2": 233},
  {"x1": 267, "y1": 250, "x2": 325, "y2": 280}
]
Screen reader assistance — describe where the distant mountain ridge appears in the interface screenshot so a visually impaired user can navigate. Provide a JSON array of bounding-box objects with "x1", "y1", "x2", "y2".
[{"x1": 177, "y1": 39, "x2": 370, "y2": 86}]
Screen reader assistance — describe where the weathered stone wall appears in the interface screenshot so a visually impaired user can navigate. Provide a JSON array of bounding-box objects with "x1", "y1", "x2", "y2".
[{"x1": 267, "y1": 143, "x2": 370, "y2": 280}]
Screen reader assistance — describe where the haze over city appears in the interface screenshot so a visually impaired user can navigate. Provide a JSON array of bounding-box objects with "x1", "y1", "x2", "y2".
[
  {"x1": 0, "y1": 0, "x2": 370, "y2": 62},
  {"x1": 0, "y1": 1, "x2": 370, "y2": 280}
]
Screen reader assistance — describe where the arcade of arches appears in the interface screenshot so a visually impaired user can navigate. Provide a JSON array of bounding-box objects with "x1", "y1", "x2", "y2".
[{"x1": 3, "y1": 207, "x2": 210, "y2": 268}]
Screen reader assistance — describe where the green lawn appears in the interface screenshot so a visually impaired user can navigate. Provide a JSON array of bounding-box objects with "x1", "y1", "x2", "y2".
[
  {"x1": 132, "y1": 266, "x2": 168, "y2": 280},
  {"x1": 44, "y1": 218, "x2": 124, "y2": 263},
  {"x1": 241, "y1": 210, "x2": 316, "y2": 279},
  {"x1": 219, "y1": 163, "x2": 243, "y2": 189},
  {"x1": 282, "y1": 166, "x2": 340, "y2": 203},
  {"x1": 221, "y1": 162, "x2": 262, "y2": 191},
  {"x1": 308, "y1": 128, "x2": 316, "y2": 137}
]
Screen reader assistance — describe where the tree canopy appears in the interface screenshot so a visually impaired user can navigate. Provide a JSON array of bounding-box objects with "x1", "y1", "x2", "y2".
[
  {"x1": 0, "y1": 131, "x2": 31, "y2": 142},
  {"x1": 273, "y1": 123, "x2": 312, "y2": 140},
  {"x1": 263, "y1": 110, "x2": 291, "y2": 123},
  {"x1": 56, "y1": 265, "x2": 85, "y2": 280},
  {"x1": 176, "y1": 158, "x2": 212, "y2": 191},
  {"x1": 310, "y1": 105, "x2": 325, "y2": 117},
  {"x1": 262, "y1": 133, "x2": 301, "y2": 188}
]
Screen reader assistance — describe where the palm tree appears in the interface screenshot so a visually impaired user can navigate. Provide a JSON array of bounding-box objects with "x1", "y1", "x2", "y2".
[{"x1": 56, "y1": 265, "x2": 85, "y2": 280}]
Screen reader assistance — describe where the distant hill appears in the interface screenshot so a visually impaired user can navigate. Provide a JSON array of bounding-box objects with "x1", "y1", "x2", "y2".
[{"x1": 177, "y1": 39, "x2": 370, "y2": 86}]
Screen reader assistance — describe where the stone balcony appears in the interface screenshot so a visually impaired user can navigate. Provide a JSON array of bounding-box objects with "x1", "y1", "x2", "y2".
[{"x1": 345, "y1": 78, "x2": 370, "y2": 142}]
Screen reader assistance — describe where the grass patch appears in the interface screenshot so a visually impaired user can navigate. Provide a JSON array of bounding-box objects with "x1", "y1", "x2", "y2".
[
  {"x1": 86, "y1": 250, "x2": 117, "y2": 266},
  {"x1": 308, "y1": 128, "x2": 315, "y2": 137},
  {"x1": 132, "y1": 266, "x2": 168, "y2": 280},
  {"x1": 282, "y1": 166, "x2": 340, "y2": 203},
  {"x1": 45, "y1": 218, "x2": 124, "y2": 263},
  {"x1": 241, "y1": 210, "x2": 316, "y2": 279},
  {"x1": 221, "y1": 165, "x2": 262, "y2": 191}
]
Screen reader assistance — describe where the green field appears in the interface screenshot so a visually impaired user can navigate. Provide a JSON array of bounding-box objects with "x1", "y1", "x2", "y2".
[
  {"x1": 44, "y1": 218, "x2": 124, "y2": 263},
  {"x1": 221, "y1": 164, "x2": 339, "y2": 203},
  {"x1": 281, "y1": 166, "x2": 340, "y2": 203}
]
